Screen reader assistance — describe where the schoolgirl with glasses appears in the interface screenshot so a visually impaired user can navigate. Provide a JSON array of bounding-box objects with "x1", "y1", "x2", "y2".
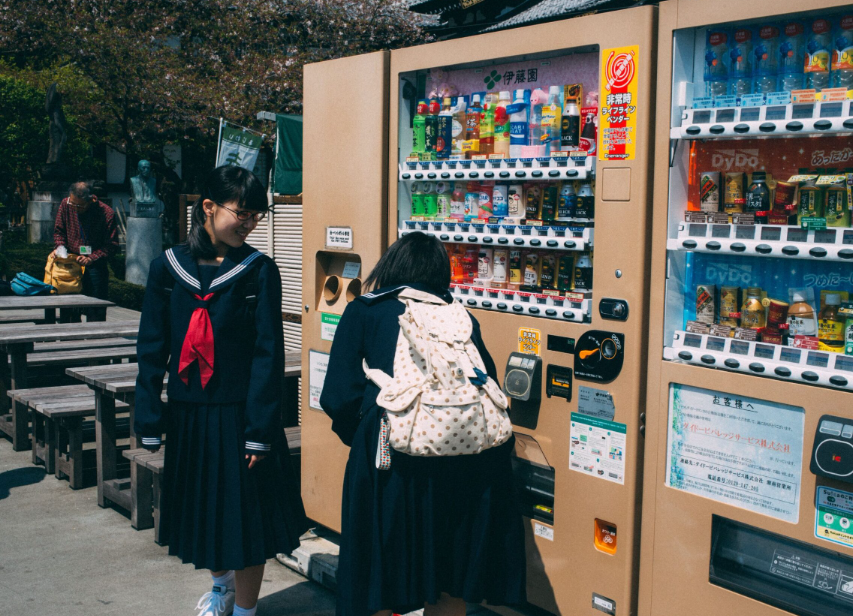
[{"x1": 134, "y1": 166, "x2": 307, "y2": 616}]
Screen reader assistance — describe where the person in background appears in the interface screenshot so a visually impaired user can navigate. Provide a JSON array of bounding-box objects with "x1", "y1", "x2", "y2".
[{"x1": 52, "y1": 181, "x2": 119, "y2": 300}]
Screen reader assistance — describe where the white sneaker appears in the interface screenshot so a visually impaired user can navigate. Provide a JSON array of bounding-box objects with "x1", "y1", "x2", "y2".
[{"x1": 196, "y1": 584, "x2": 235, "y2": 616}]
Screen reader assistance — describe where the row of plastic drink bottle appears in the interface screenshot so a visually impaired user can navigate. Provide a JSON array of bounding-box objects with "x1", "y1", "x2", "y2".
[
  {"x1": 410, "y1": 180, "x2": 594, "y2": 221},
  {"x1": 413, "y1": 86, "x2": 582, "y2": 159},
  {"x1": 704, "y1": 14, "x2": 853, "y2": 97}
]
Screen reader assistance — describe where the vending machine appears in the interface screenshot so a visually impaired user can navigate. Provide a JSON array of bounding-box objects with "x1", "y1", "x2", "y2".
[
  {"x1": 303, "y1": 6, "x2": 658, "y2": 615},
  {"x1": 641, "y1": 2, "x2": 853, "y2": 616}
]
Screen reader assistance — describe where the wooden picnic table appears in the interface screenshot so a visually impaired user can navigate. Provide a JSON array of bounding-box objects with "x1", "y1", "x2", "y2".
[
  {"x1": 0, "y1": 321, "x2": 139, "y2": 449},
  {"x1": 66, "y1": 352, "x2": 301, "y2": 521},
  {"x1": 0, "y1": 295, "x2": 114, "y2": 324}
]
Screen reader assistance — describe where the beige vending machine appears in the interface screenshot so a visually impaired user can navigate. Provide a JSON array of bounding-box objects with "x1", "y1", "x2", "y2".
[
  {"x1": 641, "y1": 2, "x2": 853, "y2": 616},
  {"x1": 304, "y1": 6, "x2": 658, "y2": 615}
]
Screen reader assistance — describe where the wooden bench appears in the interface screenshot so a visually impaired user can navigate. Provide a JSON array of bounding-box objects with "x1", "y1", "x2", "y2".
[
  {"x1": 122, "y1": 426, "x2": 302, "y2": 544},
  {"x1": 1, "y1": 341, "x2": 137, "y2": 451},
  {"x1": 8, "y1": 385, "x2": 130, "y2": 487}
]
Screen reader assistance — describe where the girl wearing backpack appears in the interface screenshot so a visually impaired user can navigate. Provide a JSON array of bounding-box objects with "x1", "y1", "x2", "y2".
[
  {"x1": 135, "y1": 166, "x2": 308, "y2": 616},
  {"x1": 321, "y1": 232, "x2": 526, "y2": 616}
]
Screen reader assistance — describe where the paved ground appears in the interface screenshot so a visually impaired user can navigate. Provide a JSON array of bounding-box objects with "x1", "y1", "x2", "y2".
[
  {"x1": 0, "y1": 305, "x2": 336, "y2": 615},
  {"x1": 0, "y1": 441, "x2": 337, "y2": 616}
]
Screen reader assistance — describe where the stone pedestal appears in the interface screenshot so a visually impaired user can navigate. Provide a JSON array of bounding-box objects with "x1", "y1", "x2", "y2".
[
  {"x1": 27, "y1": 189, "x2": 64, "y2": 244},
  {"x1": 126, "y1": 217, "x2": 162, "y2": 286}
]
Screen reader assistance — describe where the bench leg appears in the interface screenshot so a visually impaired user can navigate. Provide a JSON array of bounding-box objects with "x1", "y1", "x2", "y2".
[
  {"x1": 30, "y1": 408, "x2": 43, "y2": 465},
  {"x1": 95, "y1": 393, "x2": 116, "y2": 507},
  {"x1": 8, "y1": 351, "x2": 31, "y2": 451},
  {"x1": 153, "y1": 473, "x2": 163, "y2": 545},
  {"x1": 131, "y1": 462, "x2": 154, "y2": 530},
  {"x1": 66, "y1": 417, "x2": 84, "y2": 489},
  {"x1": 55, "y1": 420, "x2": 68, "y2": 480}
]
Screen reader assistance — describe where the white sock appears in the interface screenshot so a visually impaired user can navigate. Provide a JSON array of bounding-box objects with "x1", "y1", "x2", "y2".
[
  {"x1": 233, "y1": 605, "x2": 257, "y2": 616},
  {"x1": 211, "y1": 570, "x2": 235, "y2": 591}
]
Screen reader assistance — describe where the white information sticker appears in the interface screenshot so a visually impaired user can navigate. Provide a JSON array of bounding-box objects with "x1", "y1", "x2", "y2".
[
  {"x1": 666, "y1": 383, "x2": 805, "y2": 524},
  {"x1": 342, "y1": 261, "x2": 361, "y2": 279},
  {"x1": 577, "y1": 386, "x2": 616, "y2": 421},
  {"x1": 320, "y1": 313, "x2": 340, "y2": 342},
  {"x1": 569, "y1": 413, "x2": 626, "y2": 485},
  {"x1": 308, "y1": 350, "x2": 329, "y2": 410},
  {"x1": 815, "y1": 487, "x2": 853, "y2": 549},
  {"x1": 326, "y1": 226, "x2": 353, "y2": 250},
  {"x1": 533, "y1": 522, "x2": 554, "y2": 542}
]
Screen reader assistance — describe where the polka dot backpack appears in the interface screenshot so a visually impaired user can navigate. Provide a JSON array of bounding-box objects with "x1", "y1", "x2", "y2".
[{"x1": 363, "y1": 288, "x2": 512, "y2": 462}]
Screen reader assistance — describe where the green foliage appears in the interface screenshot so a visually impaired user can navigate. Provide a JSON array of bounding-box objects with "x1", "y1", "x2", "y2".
[
  {"x1": 0, "y1": 72, "x2": 100, "y2": 203},
  {"x1": 0, "y1": 0, "x2": 431, "y2": 190}
]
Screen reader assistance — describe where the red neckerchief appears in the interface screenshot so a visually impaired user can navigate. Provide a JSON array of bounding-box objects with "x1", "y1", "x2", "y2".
[{"x1": 178, "y1": 293, "x2": 215, "y2": 388}]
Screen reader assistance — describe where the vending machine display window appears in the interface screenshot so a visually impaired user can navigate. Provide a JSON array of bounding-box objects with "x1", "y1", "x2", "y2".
[
  {"x1": 661, "y1": 13, "x2": 853, "y2": 393},
  {"x1": 395, "y1": 48, "x2": 600, "y2": 323}
]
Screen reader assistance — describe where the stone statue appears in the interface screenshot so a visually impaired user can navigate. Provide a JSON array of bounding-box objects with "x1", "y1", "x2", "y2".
[
  {"x1": 46, "y1": 83, "x2": 67, "y2": 164},
  {"x1": 129, "y1": 159, "x2": 161, "y2": 217},
  {"x1": 42, "y1": 83, "x2": 71, "y2": 182}
]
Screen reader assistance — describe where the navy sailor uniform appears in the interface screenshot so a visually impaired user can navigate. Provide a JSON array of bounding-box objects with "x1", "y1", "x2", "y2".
[
  {"x1": 135, "y1": 243, "x2": 308, "y2": 570},
  {"x1": 320, "y1": 284, "x2": 526, "y2": 616}
]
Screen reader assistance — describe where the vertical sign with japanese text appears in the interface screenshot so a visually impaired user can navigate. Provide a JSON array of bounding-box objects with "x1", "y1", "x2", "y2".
[
  {"x1": 599, "y1": 46, "x2": 639, "y2": 161},
  {"x1": 666, "y1": 384, "x2": 805, "y2": 523}
]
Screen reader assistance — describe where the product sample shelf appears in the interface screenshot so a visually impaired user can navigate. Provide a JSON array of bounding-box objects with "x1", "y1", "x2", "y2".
[
  {"x1": 451, "y1": 284, "x2": 591, "y2": 322},
  {"x1": 666, "y1": 330, "x2": 853, "y2": 391},
  {"x1": 399, "y1": 154, "x2": 596, "y2": 182},
  {"x1": 673, "y1": 100, "x2": 853, "y2": 139},
  {"x1": 400, "y1": 223, "x2": 593, "y2": 251},
  {"x1": 669, "y1": 222, "x2": 853, "y2": 261}
]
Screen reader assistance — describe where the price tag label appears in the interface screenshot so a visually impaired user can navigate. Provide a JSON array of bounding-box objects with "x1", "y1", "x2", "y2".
[{"x1": 534, "y1": 522, "x2": 554, "y2": 541}]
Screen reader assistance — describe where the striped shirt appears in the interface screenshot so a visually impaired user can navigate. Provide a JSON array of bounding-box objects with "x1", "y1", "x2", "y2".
[{"x1": 53, "y1": 198, "x2": 119, "y2": 262}]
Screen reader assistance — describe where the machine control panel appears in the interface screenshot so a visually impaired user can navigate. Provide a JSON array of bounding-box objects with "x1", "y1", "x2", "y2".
[
  {"x1": 504, "y1": 353, "x2": 543, "y2": 402},
  {"x1": 598, "y1": 298, "x2": 629, "y2": 321},
  {"x1": 574, "y1": 331, "x2": 625, "y2": 383},
  {"x1": 810, "y1": 415, "x2": 853, "y2": 483}
]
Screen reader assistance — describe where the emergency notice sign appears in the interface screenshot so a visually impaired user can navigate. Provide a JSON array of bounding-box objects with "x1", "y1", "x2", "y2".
[{"x1": 599, "y1": 45, "x2": 639, "y2": 161}]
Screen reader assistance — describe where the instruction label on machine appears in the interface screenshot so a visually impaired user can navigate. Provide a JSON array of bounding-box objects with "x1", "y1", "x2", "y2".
[
  {"x1": 326, "y1": 226, "x2": 353, "y2": 250},
  {"x1": 600, "y1": 45, "x2": 639, "y2": 161},
  {"x1": 320, "y1": 313, "x2": 340, "y2": 342},
  {"x1": 308, "y1": 350, "x2": 329, "y2": 410},
  {"x1": 815, "y1": 487, "x2": 853, "y2": 550},
  {"x1": 666, "y1": 384, "x2": 805, "y2": 524},
  {"x1": 577, "y1": 386, "x2": 616, "y2": 421},
  {"x1": 518, "y1": 327, "x2": 541, "y2": 355},
  {"x1": 569, "y1": 413, "x2": 626, "y2": 485},
  {"x1": 769, "y1": 549, "x2": 853, "y2": 604}
]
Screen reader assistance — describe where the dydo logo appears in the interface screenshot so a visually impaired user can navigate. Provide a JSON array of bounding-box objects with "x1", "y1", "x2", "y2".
[
  {"x1": 710, "y1": 149, "x2": 760, "y2": 171},
  {"x1": 604, "y1": 49, "x2": 635, "y2": 92}
]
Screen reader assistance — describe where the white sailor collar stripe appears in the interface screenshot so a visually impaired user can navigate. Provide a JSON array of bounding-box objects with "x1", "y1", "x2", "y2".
[
  {"x1": 208, "y1": 250, "x2": 263, "y2": 292},
  {"x1": 165, "y1": 248, "x2": 201, "y2": 291}
]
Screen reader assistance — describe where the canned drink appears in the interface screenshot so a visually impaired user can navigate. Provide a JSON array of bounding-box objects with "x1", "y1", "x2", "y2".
[
  {"x1": 797, "y1": 180, "x2": 824, "y2": 224},
  {"x1": 766, "y1": 298, "x2": 789, "y2": 328},
  {"x1": 696, "y1": 284, "x2": 716, "y2": 324},
  {"x1": 699, "y1": 171, "x2": 721, "y2": 212},
  {"x1": 508, "y1": 249, "x2": 523, "y2": 289},
  {"x1": 773, "y1": 181, "x2": 797, "y2": 208},
  {"x1": 492, "y1": 248, "x2": 508, "y2": 289},
  {"x1": 492, "y1": 184, "x2": 509, "y2": 217},
  {"x1": 507, "y1": 185, "x2": 524, "y2": 218},
  {"x1": 541, "y1": 184, "x2": 558, "y2": 221},
  {"x1": 478, "y1": 248, "x2": 494, "y2": 280},
  {"x1": 525, "y1": 184, "x2": 542, "y2": 220},
  {"x1": 724, "y1": 173, "x2": 746, "y2": 214},
  {"x1": 522, "y1": 252, "x2": 540, "y2": 290},
  {"x1": 826, "y1": 182, "x2": 851, "y2": 228},
  {"x1": 720, "y1": 286, "x2": 740, "y2": 326}
]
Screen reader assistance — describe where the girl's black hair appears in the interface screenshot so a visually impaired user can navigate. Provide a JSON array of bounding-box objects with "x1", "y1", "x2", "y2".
[
  {"x1": 364, "y1": 232, "x2": 451, "y2": 292},
  {"x1": 187, "y1": 166, "x2": 268, "y2": 259}
]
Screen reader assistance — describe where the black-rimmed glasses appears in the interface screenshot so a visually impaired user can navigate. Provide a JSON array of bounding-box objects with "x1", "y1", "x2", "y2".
[{"x1": 216, "y1": 203, "x2": 269, "y2": 222}]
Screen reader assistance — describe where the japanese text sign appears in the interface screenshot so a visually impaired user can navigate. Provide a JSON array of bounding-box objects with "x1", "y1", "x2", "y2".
[{"x1": 599, "y1": 46, "x2": 639, "y2": 161}]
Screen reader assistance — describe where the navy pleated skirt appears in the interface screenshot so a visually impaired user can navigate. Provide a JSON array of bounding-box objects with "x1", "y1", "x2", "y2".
[
  {"x1": 160, "y1": 401, "x2": 308, "y2": 571},
  {"x1": 337, "y1": 405, "x2": 527, "y2": 616}
]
